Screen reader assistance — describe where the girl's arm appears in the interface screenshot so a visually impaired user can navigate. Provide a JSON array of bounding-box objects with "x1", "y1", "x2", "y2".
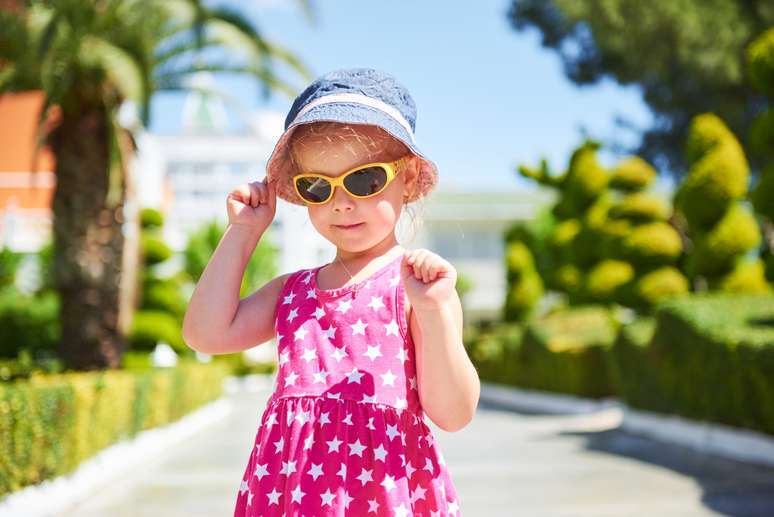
[
  {"x1": 182, "y1": 223, "x2": 289, "y2": 355},
  {"x1": 409, "y1": 293, "x2": 480, "y2": 432},
  {"x1": 401, "y1": 249, "x2": 480, "y2": 432},
  {"x1": 183, "y1": 178, "x2": 282, "y2": 355}
]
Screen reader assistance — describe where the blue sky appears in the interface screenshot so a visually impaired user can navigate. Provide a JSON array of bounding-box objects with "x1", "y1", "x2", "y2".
[{"x1": 150, "y1": 0, "x2": 655, "y2": 192}]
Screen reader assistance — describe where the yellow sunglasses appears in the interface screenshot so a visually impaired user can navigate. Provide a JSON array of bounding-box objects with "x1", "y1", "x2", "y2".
[{"x1": 292, "y1": 157, "x2": 408, "y2": 205}]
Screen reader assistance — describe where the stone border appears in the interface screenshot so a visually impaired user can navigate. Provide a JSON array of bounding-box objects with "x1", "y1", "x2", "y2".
[
  {"x1": 481, "y1": 381, "x2": 774, "y2": 469},
  {"x1": 0, "y1": 384, "x2": 236, "y2": 517}
]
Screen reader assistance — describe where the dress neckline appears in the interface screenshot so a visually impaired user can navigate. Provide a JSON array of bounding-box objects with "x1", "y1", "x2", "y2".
[{"x1": 311, "y1": 251, "x2": 403, "y2": 298}]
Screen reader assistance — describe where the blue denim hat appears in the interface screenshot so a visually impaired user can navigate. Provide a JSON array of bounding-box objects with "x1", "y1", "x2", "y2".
[{"x1": 266, "y1": 67, "x2": 438, "y2": 206}]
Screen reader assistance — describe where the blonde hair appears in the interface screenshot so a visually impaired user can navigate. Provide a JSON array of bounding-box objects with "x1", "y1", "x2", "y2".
[{"x1": 288, "y1": 121, "x2": 425, "y2": 245}]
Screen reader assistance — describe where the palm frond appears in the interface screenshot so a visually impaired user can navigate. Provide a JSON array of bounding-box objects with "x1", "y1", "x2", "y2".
[{"x1": 79, "y1": 35, "x2": 144, "y2": 103}]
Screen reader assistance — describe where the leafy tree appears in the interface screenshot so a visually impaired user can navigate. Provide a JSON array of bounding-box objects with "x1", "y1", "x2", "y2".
[
  {"x1": 508, "y1": 0, "x2": 774, "y2": 176},
  {"x1": 0, "y1": 0, "x2": 313, "y2": 370}
]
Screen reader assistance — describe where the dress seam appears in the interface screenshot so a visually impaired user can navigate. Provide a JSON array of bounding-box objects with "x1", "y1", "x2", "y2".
[{"x1": 268, "y1": 393, "x2": 422, "y2": 415}]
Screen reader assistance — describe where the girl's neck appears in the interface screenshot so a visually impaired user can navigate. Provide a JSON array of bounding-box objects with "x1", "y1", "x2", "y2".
[{"x1": 334, "y1": 235, "x2": 403, "y2": 272}]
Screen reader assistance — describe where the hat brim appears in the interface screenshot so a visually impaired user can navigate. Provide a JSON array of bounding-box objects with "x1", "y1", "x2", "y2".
[{"x1": 265, "y1": 102, "x2": 438, "y2": 206}]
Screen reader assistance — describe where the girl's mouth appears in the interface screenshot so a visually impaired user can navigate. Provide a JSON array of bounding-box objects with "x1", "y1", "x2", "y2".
[{"x1": 334, "y1": 222, "x2": 364, "y2": 230}]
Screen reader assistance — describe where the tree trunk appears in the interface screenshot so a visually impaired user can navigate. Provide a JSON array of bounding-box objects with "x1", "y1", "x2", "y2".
[{"x1": 49, "y1": 103, "x2": 131, "y2": 371}]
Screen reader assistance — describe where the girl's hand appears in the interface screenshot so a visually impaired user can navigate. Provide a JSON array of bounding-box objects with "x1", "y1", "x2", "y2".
[
  {"x1": 400, "y1": 249, "x2": 458, "y2": 312},
  {"x1": 226, "y1": 177, "x2": 277, "y2": 232}
]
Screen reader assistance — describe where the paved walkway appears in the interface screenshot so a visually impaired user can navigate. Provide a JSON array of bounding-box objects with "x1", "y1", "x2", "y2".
[{"x1": 61, "y1": 378, "x2": 774, "y2": 516}]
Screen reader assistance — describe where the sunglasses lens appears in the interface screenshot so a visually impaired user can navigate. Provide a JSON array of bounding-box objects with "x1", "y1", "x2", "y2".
[
  {"x1": 343, "y1": 166, "x2": 388, "y2": 197},
  {"x1": 296, "y1": 177, "x2": 331, "y2": 203}
]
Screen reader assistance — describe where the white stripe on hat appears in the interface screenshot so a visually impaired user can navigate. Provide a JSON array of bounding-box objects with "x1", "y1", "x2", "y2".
[{"x1": 291, "y1": 92, "x2": 416, "y2": 144}]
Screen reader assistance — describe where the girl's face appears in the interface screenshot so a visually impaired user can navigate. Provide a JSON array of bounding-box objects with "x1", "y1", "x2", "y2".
[{"x1": 290, "y1": 124, "x2": 419, "y2": 257}]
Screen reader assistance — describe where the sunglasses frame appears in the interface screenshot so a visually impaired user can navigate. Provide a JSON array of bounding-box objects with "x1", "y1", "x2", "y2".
[{"x1": 292, "y1": 157, "x2": 408, "y2": 205}]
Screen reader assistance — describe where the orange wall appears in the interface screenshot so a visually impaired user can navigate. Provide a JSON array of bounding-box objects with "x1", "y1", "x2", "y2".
[{"x1": 0, "y1": 91, "x2": 55, "y2": 210}]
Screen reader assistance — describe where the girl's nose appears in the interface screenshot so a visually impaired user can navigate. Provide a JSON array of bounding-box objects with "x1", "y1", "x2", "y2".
[{"x1": 330, "y1": 185, "x2": 355, "y2": 212}]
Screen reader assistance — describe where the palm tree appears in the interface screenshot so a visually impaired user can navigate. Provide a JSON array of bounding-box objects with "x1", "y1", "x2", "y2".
[{"x1": 0, "y1": 0, "x2": 314, "y2": 370}]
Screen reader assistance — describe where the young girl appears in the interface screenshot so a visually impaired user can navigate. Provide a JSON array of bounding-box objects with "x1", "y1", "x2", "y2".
[{"x1": 183, "y1": 68, "x2": 480, "y2": 516}]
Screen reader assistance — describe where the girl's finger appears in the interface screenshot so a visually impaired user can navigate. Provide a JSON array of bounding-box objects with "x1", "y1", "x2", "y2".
[
  {"x1": 230, "y1": 184, "x2": 250, "y2": 205},
  {"x1": 412, "y1": 250, "x2": 431, "y2": 281},
  {"x1": 246, "y1": 183, "x2": 260, "y2": 207}
]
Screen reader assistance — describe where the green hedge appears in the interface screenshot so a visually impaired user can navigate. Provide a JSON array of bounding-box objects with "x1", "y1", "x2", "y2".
[
  {"x1": 466, "y1": 306, "x2": 619, "y2": 398},
  {"x1": 624, "y1": 293, "x2": 774, "y2": 434},
  {"x1": 468, "y1": 293, "x2": 774, "y2": 435},
  {"x1": 0, "y1": 360, "x2": 229, "y2": 497}
]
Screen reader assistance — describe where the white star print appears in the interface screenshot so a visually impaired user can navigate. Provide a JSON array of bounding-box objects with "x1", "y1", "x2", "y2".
[
  {"x1": 321, "y1": 325, "x2": 336, "y2": 339},
  {"x1": 350, "y1": 318, "x2": 368, "y2": 335},
  {"x1": 247, "y1": 490, "x2": 253, "y2": 506},
  {"x1": 396, "y1": 346, "x2": 408, "y2": 363},
  {"x1": 319, "y1": 411, "x2": 331, "y2": 425},
  {"x1": 304, "y1": 433, "x2": 314, "y2": 451},
  {"x1": 307, "y1": 462, "x2": 324, "y2": 480},
  {"x1": 381, "y1": 473, "x2": 397, "y2": 493},
  {"x1": 341, "y1": 490, "x2": 354, "y2": 509},
  {"x1": 326, "y1": 436, "x2": 343, "y2": 452},
  {"x1": 239, "y1": 479, "x2": 248, "y2": 495},
  {"x1": 284, "y1": 371, "x2": 299, "y2": 387},
  {"x1": 314, "y1": 306, "x2": 326, "y2": 319},
  {"x1": 335, "y1": 299, "x2": 352, "y2": 314},
  {"x1": 278, "y1": 350, "x2": 290, "y2": 366},
  {"x1": 273, "y1": 436, "x2": 284, "y2": 453},
  {"x1": 294, "y1": 327, "x2": 309, "y2": 341},
  {"x1": 410, "y1": 375, "x2": 418, "y2": 390},
  {"x1": 363, "y1": 344, "x2": 383, "y2": 361},
  {"x1": 312, "y1": 369, "x2": 329, "y2": 384},
  {"x1": 320, "y1": 488, "x2": 336, "y2": 506},
  {"x1": 348, "y1": 439, "x2": 366, "y2": 457},
  {"x1": 395, "y1": 396, "x2": 408, "y2": 410},
  {"x1": 386, "y1": 423, "x2": 400, "y2": 441},
  {"x1": 448, "y1": 498, "x2": 460, "y2": 515},
  {"x1": 406, "y1": 462, "x2": 417, "y2": 478},
  {"x1": 336, "y1": 462, "x2": 347, "y2": 480},
  {"x1": 253, "y1": 463, "x2": 269, "y2": 480},
  {"x1": 263, "y1": 412, "x2": 278, "y2": 431},
  {"x1": 367, "y1": 295, "x2": 385, "y2": 311},
  {"x1": 389, "y1": 274, "x2": 400, "y2": 287},
  {"x1": 374, "y1": 443, "x2": 388, "y2": 462},
  {"x1": 286, "y1": 307, "x2": 298, "y2": 322},
  {"x1": 300, "y1": 346, "x2": 316, "y2": 363},
  {"x1": 356, "y1": 467, "x2": 374, "y2": 486},
  {"x1": 361, "y1": 393, "x2": 378, "y2": 403},
  {"x1": 423, "y1": 457, "x2": 435, "y2": 474},
  {"x1": 368, "y1": 499, "x2": 380, "y2": 513},
  {"x1": 302, "y1": 272, "x2": 312, "y2": 284},
  {"x1": 394, "y1": 503, "x2": 411, "y2": 517},
  {"x1": 294, "y1": 410, "x2": 311, "y2": 425},
  {"x1": 367, "y1": 416, "x2": 376, "y2": 430},
  {"x1": 306, "y1": 288, "x2": 316, "y2": 299},
  {"x1": 290, "y1": 484, "x2": 305, "y2": 504},
  {"x1": 342, "y1": 412, "x2": 354, "y2": 425},
  {"x1": 275, "y1": 332, "x2": 283, "y2": 344},
  {"x1": 411, "y1": 485, "x2": 428, "y2": 504},
  {"x1": 384, "y1": 319, "x2": 400, "y2": 336},
  {"x1": 380, "y1": 369, "x2": 397, "y2": 387},
  {"x1": 280, "y1": 460, "x2": 297, "y2": 476},
  {"x1": 266, "y1": 487, "x2": 281, "y2": 506},
  {"x1": 346, "y1": 367, "x2": 364, "y2": 384},
  {"x1": 282, "y1": 292, "x2": 296, "y2": 305},
  {"x1": 330, "y1": 346, "x2": 348, "y2": 362}
]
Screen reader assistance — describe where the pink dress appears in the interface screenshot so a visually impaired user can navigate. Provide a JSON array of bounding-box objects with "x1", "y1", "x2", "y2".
[{"x1": 233, "y1": 253, "x2": 461, "y2": 516}]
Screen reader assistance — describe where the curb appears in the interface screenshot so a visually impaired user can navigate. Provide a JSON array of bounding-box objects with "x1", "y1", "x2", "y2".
[
  {"x1": 480, "y1": 381, "x2": 774, "y2": 469},
  {"x1": 0, "y1": 391, "x2": 235, "y2": 517}
]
